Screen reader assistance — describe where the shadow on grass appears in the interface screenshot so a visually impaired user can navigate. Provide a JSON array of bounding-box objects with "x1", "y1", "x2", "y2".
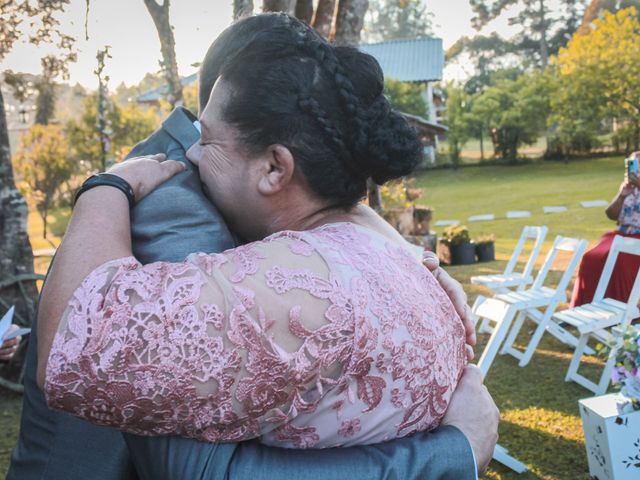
[
  {"x1": 479, "y1": 330, "x2": 605, "y2": 419},
  {"x1": 484, "y1": 419, "x2": 590, "y2": 480}
]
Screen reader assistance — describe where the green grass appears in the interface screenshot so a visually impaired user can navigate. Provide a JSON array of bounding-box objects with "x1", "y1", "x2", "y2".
[
  {"x1": 0, "y1": 156, "x2": 627, "y2": 478},
  {"x1": 414, "y1": 156, "x2": 625, "y2": 479}
]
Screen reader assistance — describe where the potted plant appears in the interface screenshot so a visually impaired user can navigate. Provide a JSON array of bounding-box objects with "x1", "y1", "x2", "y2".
[
  {"x1": 475, "y1": 234, "x2": 496, "y2": 262},
  {"x1": 580, "y1": 326, "x2": 640, "y2": 480},
  {"x1": 439, "y1": 225, "x2": 475, "y2": 265}
]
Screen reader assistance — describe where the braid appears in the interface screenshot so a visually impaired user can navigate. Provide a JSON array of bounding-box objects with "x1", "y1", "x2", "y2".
[
  {"x1": 298, "y1": 38, "x2": 371, "y2": 177},
  {"x1": 297, "y1": 95, "x2": 362, "y2": 178}
]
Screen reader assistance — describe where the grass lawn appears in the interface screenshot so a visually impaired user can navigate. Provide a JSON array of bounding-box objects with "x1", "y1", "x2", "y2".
[{"x1": 0, "y1": 155, "x2": 627, "y2": 478}]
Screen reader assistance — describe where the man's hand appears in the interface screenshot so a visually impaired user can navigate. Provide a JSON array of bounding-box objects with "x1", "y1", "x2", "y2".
[
  {"x1": 442, "y1": 365, "x2": 499, "y2": 475},
  {"x1": 423, "y1": 251, "x2": 476, "y2": 360},
  {"x1": 0, "y1": 325, "x2": 21, "y2": 362}
]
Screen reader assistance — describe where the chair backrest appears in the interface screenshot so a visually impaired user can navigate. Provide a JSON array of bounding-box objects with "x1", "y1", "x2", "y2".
[
  {"x1": 531, "y1": 235, "x2": 588, "y2": 294},
  {"x1": 504, "y1": 225, "x2": 549, "y2": 279},
  {"x1": 593, "y1": 235, "x2": 640, "y2": 303}
]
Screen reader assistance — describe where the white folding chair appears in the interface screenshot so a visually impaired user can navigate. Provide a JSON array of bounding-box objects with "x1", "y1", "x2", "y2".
[
  {"x1": 553, "y1": 236, "x2": 640, "y2": 394},
  {"x1": 474, "y1": 235, "x2": 588, "y2": 374},
  {"x1": 472, "y1": 226, "x2": 548, "y2": 334},
  {"x1": 471, "y1": 225, "x2": 548, "y2": 294}
]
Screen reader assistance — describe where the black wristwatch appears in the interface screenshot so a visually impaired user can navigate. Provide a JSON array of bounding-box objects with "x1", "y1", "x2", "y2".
[{"x1": 73, "y1": 173, "x2": 136, "y2": 209}]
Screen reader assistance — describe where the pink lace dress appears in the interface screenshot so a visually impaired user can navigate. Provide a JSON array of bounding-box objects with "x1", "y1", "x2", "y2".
[{"x1": 45, "y1": 222, "x2": 466, "y2": 448}]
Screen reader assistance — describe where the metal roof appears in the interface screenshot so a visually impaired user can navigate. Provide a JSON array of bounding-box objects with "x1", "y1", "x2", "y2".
[
  {"x1": 135, "y1": 37, "x2": 443, "y2": 103},
  {"x1": 359, "y1": 38, "x2": 443, "y2": 83},
  {"x1": 135, "y1": 73, "x2": 198, "y2": 103}
]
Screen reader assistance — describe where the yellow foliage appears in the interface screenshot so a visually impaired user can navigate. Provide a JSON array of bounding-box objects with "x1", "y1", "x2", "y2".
[{"x1": 554, "y1": 7, "x2": 640, "y2": 119}]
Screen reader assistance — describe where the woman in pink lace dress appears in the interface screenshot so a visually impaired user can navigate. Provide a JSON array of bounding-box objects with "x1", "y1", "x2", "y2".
[{"x1": 37, "y1": 18, "x2": 467, "y2": 449}]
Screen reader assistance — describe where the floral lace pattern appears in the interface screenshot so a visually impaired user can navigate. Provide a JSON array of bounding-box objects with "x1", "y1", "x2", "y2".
[{"x1": 45, "y1": 223, "x2": 465, "y2": 448}]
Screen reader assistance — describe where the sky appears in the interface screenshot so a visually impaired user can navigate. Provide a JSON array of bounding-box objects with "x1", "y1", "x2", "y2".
[{"x1": 1, "y1": 0, "x2": 522, "y2": 90}]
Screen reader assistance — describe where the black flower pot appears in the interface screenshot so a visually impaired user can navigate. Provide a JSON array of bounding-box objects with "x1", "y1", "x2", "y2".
[
  {"x1": 449, "y1": 241, "x2": 476, "y2": 265},
  {"x1": 476, "y1": 242, "x2": 495, "y2": 262}
]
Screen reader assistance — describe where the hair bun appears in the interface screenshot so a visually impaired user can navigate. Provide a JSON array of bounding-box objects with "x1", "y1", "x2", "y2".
[
  {"x1": 357, "y1": 108, "x2": 424, "y2": 184},
  {"x1": 333, "y1": 47, "x2": 424, "y2": 184}
]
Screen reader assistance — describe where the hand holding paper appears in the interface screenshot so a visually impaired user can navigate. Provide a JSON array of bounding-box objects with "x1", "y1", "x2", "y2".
[{"x1": 0, "y1": 306, "x2": 31, "y2": 361}]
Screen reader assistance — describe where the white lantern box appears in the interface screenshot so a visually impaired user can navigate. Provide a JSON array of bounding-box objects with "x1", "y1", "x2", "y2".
[{"x1": 580, "y1": 393, "x2": 640, "y2": 479}]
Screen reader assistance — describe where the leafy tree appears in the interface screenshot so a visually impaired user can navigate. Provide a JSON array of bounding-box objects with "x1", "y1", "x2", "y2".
[
  {"x1": 364, "y1": 0, "x2": 433, "y2": 42},
  {"x1": 470, "y1": 0, "x2": 589, "y2": 68},
  {"x1": 34, "y1": 55, "x2": 69, "y2": 125},
  {"x1": 471, "y1": 72, "x2": 550, "y2": 163},
  {"x1": 0, "y1": 1, "x2": 76, "y2": 354},
  {"x1": 384, "y1": 78, "x2": 427, "y2": 117},
  {"x1": 552, "y1": 7, "x2": 640, "y2": 153},
  {"x1": 66, "y1": 95, "x2": 159, "y2": 169},
  {"x1": 14, "y1": 125, "x2": 74, "y2": 239},
  {"x1": 182, "y1": 81, "x2": 199, "y2": 114},
  {"x1": 442, "y1": 84, "x2": 474, "y2": 168}
]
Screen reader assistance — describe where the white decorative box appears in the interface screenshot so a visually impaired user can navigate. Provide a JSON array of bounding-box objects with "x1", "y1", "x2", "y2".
[{"x1": 580, "y1": 393, "x2": 640, "y2": 479}]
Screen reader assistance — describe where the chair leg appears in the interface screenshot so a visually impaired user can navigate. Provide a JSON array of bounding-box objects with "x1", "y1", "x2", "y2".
[
  {"x1": 596, "y1": 341, "x2": 619, "y2": 395},
  {"x1": 500, "y1": 311, "x2": 527, "y2": 356},
  {"x1": 565, "y1": 333, "x2": 589, "y2": 382},
  {"x1": 518, "y1": 303, "x2": 558, "y2": 367},
  {"x1": 477, "y1": 306, "x2": 518, "y2": 378},
  {"x1": 472, "y1": 296, "x2": 494, "y2": 334}
]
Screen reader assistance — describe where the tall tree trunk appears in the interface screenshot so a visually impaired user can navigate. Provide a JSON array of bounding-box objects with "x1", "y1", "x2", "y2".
[
  {"x1": 578, "y1": 0, "x2": 617, "y2": 34},
  {"x1": 331, "y1": 0, "x2": 368, "y2": 46},
  {"x1": 295, "y1": 0, "x2": 313, "y2": 23},
  {"x1": 262, "y1": 0, "x2": 296, "y2": 14},
  {"x1": 0, "y1": 88, "x2": 38, "y2": 328},
  {"x1": 312, "y1": 0, "x2": 337, "y2": 38},
  {"x1": 234, "y1": 0, "x2": 254, "y2": 19},
  {"x1": 538, "y1": 0, "x2": 549, "y2": 68},
  {"x1": 143, "y1": 0, "x2": 183, "y2": 108}
]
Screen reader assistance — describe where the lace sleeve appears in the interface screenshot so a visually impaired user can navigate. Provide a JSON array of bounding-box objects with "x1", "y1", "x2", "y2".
[{"x1": 44, "y1": 237, "x2": 348, "y2": 443}]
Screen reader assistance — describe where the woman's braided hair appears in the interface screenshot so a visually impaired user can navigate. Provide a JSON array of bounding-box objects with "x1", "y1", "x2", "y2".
[{"x1": 220, "y1": 13, "x2": 424, "y2": 207}]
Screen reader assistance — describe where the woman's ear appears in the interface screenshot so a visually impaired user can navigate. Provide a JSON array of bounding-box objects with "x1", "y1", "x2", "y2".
[{"x1": 257, "y1": 144, "x2": 295, "y2": 195}]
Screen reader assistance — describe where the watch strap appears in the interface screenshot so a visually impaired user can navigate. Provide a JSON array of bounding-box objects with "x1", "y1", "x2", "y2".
[{"x1": 74, "y1": 173, "x2": 136, "y2": 208}]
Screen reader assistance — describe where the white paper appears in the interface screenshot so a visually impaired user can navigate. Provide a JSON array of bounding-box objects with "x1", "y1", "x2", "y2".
[
  {"x1": 3, "y1": 327, "x2": 31, "y2": 341},
  {"x1": 0, "y1": 306, "x2": 14, "y2": 341}
]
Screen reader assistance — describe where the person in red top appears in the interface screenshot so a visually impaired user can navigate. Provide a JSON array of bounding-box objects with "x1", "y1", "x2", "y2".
[{"x1": 571, "y1": 152, "x2": 640, "y2": 306}]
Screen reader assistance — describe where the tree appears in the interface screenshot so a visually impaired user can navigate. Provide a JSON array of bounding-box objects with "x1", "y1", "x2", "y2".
[
  {"x1": 364, "y1": 0, "x2": 433, "y2": 42},
  {"x1": 0, "y1": 1, "x2": 75, "y2": 361},
  {"x1": 578, "y1": 0, "x2": 639, "y2": 33},
  {"x1": 263, "y1": 0, "x2": 295, "y2": 14},
  {"x1": 471, "y1": 72, "x2": 550, "y2": 163},
  {"x1": 66, "y1": 95, "x2": 159, "y2": 169},
  {"x1": 442, "y1": 85, "x2": 474, "y2": 168},
  {"x1": 234, "y1": 0, "x2": 254, "y2": 19},
  {"x1": 333, "y1": 0, "x2": 369, "y2": 46},
  {"x1": 448, "y1": 0, "x2": 589, "y2": 80},
  {"x1": 384, "y1": 78, "x2": 427, "y2": 117},
  {"x1": 143, "y1": 0, "x2": 183, "y2": 108},
  {"x1": 312, "y1": 0, "x2": 337, "y2": 37},
  {"x1": 14, "y1": 125, "x2": 74, "y2": 239},
  {"x1": 295, "y1": 0, "x2": 314, "y2": 23},
  {"x1": 552, "y1": 7, "x2": 640, "y2": 152},
  {"x1": 34, "y1": 55, "x2": 68, "y2": 125},
  {"x1": 446, "y1": 34, "x2": 520, "y2": 93}
]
